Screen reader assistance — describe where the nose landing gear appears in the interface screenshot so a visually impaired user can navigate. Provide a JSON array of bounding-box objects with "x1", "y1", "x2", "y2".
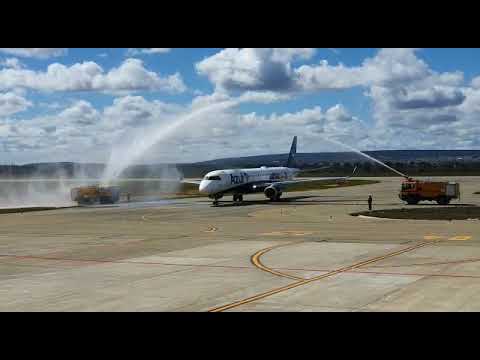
[{"x1": 209, "y1": 194, "x2": 223, "y2": 207}]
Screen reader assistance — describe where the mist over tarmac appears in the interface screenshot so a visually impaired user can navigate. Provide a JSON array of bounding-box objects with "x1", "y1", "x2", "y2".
[
  {"x1": 0, "y1": 162, "x2": 189, "y2": 209},
  {"x1": 0, "y1": 173, "x2": 85, "y2": 209}
]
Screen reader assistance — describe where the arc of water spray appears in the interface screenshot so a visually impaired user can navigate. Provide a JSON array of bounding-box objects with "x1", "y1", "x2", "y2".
[
  {"x1": 320, "y1": 135, "x2": 409, "y2": 178},
  {"x1": 101, "y1": 98, "x2": 240, "y2": 184}
]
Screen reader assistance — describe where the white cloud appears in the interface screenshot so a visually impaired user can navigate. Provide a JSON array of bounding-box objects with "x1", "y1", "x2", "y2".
[
  {"x1": 95, "y1": 58, "x2": 185, "y2": 93},
  {"x1": 294, "y1": 48, "x2": 433, "y2": 91},
  {"x1": 196, "y1": 48, "x2": 316, "y2": 92},
  {"x1": 189, "y1": 89, "x2": 290, "y2": 110},
  {"x1": 390, "y1": 86, "x2": 465, "y2": 110},
  {"x1": 294, "y1": 60, "x2": 364, "y2": 90},
  {"x1": 126, "y1": 48, "x2": 171, "y2": 56},
  {"x1": 0, "y1": 58, "x2": 186, "y2": 93},
  {"x1": 237, "y1": 91, "x2": 292, "y2": 104},
  {"x1": 471, "y1": 76, "x2": 480, "y2": 89},
  {"x1": 0, "y1": 48, "x2": 67, "y2": 59},
  {"x1": 143, "y1": 48, "x2": 171, "y2": 54},
  {"x1": 103, "y1": 95, "x2": 182, "y2": 128},
  {"x1": 0, "y1": 92, "x2": 32, "y2": 117},
  {"x1": 0, "y1": 57, "x2": 24, "y2": 69},
  {"x1": 58, "y1": 100, "x2": 101, "y2": 126}
]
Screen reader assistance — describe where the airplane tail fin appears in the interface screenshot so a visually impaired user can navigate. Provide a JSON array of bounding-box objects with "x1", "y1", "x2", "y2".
[{"x1": 286, "y1": 136, "x2": 297, "y2": 168}]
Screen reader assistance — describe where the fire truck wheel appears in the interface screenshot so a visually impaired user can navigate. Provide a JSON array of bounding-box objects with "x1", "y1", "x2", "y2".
[
  {"x1": 406, "y1": 197, "x2": 419, "y2": 205},
  {"x1": 436, "y1": 197, "x2": 450, "y2": 205}
]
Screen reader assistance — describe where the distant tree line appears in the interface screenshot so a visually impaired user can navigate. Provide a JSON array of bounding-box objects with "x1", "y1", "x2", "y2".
[{"x1": 299, "y1": 161, "x2": 480, "y2": 177}]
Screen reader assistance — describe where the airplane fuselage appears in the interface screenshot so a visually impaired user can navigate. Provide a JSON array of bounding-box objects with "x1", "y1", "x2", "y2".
[{"x1": 199, "y1": 166, "x2": 299, "y2": 197}]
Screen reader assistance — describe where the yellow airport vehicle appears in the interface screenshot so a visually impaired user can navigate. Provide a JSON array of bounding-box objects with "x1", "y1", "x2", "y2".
[{"x1": 71, "y1": 185, "x2": 120, "y2": 205}]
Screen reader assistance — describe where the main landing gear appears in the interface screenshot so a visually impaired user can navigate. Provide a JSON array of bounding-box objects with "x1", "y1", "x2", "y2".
[
  {"x1": 233, "y1": 194, "x2": 244, "y2": 204},
  {"x1": 268, "y1": 193, "x2": 282, "y2": 201}
]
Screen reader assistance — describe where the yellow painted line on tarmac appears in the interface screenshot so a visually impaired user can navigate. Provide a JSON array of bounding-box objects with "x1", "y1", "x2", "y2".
[
  {"x1": 209, "y1": 240, "x2": 436, "y2": 312},
  {"x1": 259, "y1": 230, "x2": 315, "y2": 237},
  {"x1": 423, "y1": 234, "x2": 472, "y2": 241},
  {"x1": 424, "y1": 235, "x2": 444, "y2": 241},
  {"x1": 448, "y1": 235, "x2": 472, "y2": 241},
  {"x1": 250, "y1": 242, "x2": 305, "y2": 281},
  {"x1": 204, "y1": 225, "x2": 218, "y2": 233}
]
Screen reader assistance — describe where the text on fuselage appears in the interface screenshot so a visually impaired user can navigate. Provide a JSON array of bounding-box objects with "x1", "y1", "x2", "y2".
[{"x1": 231, "y1": 173, "x2": 249, "y2": 184}]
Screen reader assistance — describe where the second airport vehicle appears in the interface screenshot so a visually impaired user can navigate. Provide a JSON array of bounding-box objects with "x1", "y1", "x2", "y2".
[
  {"x1": 71, "y1": 185, "x2": 121, "y2": 205},
  {"x1": 184, "y1": 136, "x2": 357, "y2": 206}
]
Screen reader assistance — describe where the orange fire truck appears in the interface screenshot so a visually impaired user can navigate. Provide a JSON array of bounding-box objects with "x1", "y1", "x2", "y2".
[{"x1": 399, "y1": 178, "x2": 460, "y2": 205}]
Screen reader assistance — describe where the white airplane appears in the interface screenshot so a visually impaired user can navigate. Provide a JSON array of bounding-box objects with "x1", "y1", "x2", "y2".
[{"x1": 183, "y1": 136, "x2": 357, "y2": 206}]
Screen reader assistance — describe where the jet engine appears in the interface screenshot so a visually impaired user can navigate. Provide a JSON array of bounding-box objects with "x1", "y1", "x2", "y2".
[{"x1": 264, "y1": 186, "x2": 282, "y2": 201}]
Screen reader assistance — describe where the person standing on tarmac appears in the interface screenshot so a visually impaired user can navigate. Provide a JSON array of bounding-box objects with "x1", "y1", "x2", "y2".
[{"x1": 368, "y1": 194, "x2": 373, "y2": 211}]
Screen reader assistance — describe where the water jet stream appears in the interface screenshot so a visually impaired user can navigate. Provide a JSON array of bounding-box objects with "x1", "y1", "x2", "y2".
[
  {"x1": 320, "y1": 135, "x2": 409, "y2": 178},
  {"x1": 101, "y1": 99, "x2": 238, "y2": 184}
]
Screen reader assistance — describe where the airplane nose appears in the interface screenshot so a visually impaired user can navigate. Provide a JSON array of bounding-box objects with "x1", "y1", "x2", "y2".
[{"x1": 199, "y1": 181, "x2": 208, "y2": 194}]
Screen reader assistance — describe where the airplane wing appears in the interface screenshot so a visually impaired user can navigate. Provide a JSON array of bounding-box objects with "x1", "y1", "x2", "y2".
[
  {"x1": 268, "y1": 166, "x2": 358, "y2": 191},
  {"x1": 267, "y1": 177, "x2": 346, "y2": 190}
]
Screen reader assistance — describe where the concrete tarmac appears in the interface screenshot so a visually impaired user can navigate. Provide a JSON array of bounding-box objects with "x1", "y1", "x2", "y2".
[{"x1": 1, "y1": 176, "x2": 480, "y2": 311}]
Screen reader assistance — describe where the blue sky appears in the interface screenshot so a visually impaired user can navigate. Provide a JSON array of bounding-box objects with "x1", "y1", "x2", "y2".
[{"x1": 1, "y1": 48, "x2": 480, "y2": 165}]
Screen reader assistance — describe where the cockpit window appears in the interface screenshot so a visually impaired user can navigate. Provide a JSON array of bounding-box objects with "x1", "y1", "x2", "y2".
[{"x1": 205, "y1": 176, "x2": 221, "y2": 181}]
